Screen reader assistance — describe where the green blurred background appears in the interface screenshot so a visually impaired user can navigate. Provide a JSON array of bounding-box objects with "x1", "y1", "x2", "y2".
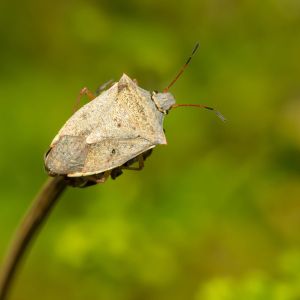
[{"x1": 1, "y1": 0, "x2": 300, "y2": 299}]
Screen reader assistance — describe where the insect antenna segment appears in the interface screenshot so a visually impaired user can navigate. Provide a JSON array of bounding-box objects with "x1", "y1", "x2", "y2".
[
  {"x1": 171, "y1": 103, "x2": 226, "y2": 122},
  {"x1": 163, "y1": 42, "x2": 200, "y2": 93},
  {"x1": 164, "y1": 42, "x2": 226, "y2": 122}
]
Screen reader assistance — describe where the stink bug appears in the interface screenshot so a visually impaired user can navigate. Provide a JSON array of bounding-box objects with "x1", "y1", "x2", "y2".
[{"x1": 44, "y1": 43, "x2": 225, "y2": 187}]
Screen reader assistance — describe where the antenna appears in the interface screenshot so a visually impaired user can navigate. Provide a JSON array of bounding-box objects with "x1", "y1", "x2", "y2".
[
  {"x1": 163, "y1": 42, "x2": 200, "y2": 93},
  {"x1": 171, "y1": 103, "x2": 226, "y2": 122}
]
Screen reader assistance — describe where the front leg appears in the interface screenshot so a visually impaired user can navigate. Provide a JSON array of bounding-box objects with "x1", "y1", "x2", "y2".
[
  {"x1": 95, "y1": 79, "x2": 114, "y2": 95},
  {"x1": 73, "y1": 87, "x2": 96, "y2": 112}
]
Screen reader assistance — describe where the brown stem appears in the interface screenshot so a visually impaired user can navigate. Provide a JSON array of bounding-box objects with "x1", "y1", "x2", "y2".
[{"x1": 0, "y1": 176, "x2": 67, "y2": 300}]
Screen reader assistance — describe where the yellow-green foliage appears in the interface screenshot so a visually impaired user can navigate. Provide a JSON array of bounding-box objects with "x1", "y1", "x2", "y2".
[{"x1": 0, "y1": 0, "x2": 300, "y2": 299}]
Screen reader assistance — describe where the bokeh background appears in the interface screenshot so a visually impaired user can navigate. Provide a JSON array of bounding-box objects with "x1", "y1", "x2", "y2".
[{"x1": 1, "y1": 0, "x2": 300, "y2": 299}]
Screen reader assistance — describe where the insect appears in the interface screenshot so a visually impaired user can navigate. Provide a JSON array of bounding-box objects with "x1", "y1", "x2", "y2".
[{"x1": 44, "y1": 43, "x2": 225, "y2": 187}]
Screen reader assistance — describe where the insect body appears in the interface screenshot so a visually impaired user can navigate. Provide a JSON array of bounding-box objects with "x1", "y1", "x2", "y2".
[
  {"x1": 45, "y1": 74, "x2": 174, "y2": 187},
  {"x1": 44, "y1": 43, "x2": 224, "y2": 187}
]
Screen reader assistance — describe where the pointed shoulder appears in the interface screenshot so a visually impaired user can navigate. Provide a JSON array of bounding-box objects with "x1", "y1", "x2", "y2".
[
  {"x1": 113, "y1": 74, "x2": 167, "y2": 144},
  {"x1": 119, "y1": 73, "x2": 134, "y2": 83}
]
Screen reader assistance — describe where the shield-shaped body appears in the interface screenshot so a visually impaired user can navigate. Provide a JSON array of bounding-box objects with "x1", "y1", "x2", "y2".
[{"x1": 44, "y1": 74, "x2": 175, "y2": 186}]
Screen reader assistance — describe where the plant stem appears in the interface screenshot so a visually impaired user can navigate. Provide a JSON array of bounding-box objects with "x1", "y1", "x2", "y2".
[{"x1": 0, "y1": 176, "x2": 67, "y2": 300}]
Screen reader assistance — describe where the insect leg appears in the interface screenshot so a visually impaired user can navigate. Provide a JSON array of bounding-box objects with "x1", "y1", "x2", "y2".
[
  {"x1": 122, "y1": 155, "x2": 144, "y2": 171},
  {"x1": 94, "y1": 170, "x2": 111, "y2": 183},
  {"x1": 95, "y1": 79, "x2": 114, "y2": 95},
  {"x1": 73, "y1": 87, "x2": 96, "y2": 112}
]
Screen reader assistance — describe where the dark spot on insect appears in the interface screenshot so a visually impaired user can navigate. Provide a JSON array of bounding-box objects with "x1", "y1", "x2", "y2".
[
  {"x1": 80, "y1": 129, "x2": 91, "y2": 136},
  {"x1": 111, "y1": 149, "x2": 116, "y2": 154},
  {"x1": 118, "y1": 82, "x2": 128, "y2": 92},
  {"x1": 117, "y1": 123, "x2": 121, "y2": 127}
]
